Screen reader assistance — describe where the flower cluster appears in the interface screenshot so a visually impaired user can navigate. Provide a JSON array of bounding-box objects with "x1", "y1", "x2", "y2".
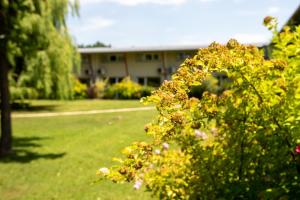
[
  {"x1": 97, "y1": 167, "x2": 110, "y2": 176},
  {"x1": 133, "y1": 180, "x2": 143, "y2": 190},
  {"x1": 194, "y1": 130, "x2": 208, "y2": 140}
]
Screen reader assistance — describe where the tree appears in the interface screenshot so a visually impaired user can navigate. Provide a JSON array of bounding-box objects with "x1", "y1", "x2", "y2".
[
  {"x1": 78, "y1": 41, "x2": 111, "y2": 48},
  {"x1": 0, "y1": 0, "x2": 79, "y2": 156}
]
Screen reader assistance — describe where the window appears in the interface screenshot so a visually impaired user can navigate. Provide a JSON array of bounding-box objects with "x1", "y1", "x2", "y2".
[
  {"x1": 108, "y1": 77, "x2": 124, "y2": 84},
  {"x1": 153, "y1": 54, "x2": 160, "y2": 61},
  {"x1": 145, "y1": 54, "x2": 152, "y2": 61},
  {"x1": 102, "y1": 54, "x2": 124, "y2": 63},
  {"x1": 82, "y1": 55, "x2": 90, "y2": 64},
  {"x1": 138, "y1": 77, "x2": 145, "y2": 85},
  {"x1": 110, "y1": 55, "x2": 117, "y2": 62},
  {"x1": 109, "y1": 77, "x2": 117, "y2": 84},
  {"x1": 137, "y1": 77, "x2": 160, "y2": 87},
  {"x1": 168, "y1": 66, "x2": 178, "y2": 74},
  {"x1": 137, "y1": 53, "x2": 161, "y2": 62},
  {"x1": 109, "y1": 54, "x2": 124, "y2": 62},
  {"x1": 147, "y1": 77, "x2": 161, "y2": 87},
  {"x1": 178, "y1": 52, "x2": 191, "y2": 60},
  {"x1": 84, "y1": 69, "x2": 90, "y2": 75}
]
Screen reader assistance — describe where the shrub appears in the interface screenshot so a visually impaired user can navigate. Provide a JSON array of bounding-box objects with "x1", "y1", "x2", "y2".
[
  {"x1": 102, "y1": 86, "x2": 116, "y2": 99},
  {"x1": 95, "y1": 79, "x2": 108, "y2": 98},
  {"x1": 73, "y1": 78, "x2": 87, "y2": 99},
  {"x1": 10, "y1": 86, "x2": 38, "y2": 101},
  {"x1": 9, "y1": 73, "x2": 38, "y2": 101},
  {"x1": 87, "y1": 79, "x2": 108, "y2": 99},
  {"x1": 104, "y1": 77, "x2": 143, "y2": 99},
  {"x1": 99, "y1": 35, "x2": 300, "y2": 199},
  {"x1": 140, "y1": 86, "x2": 154, "y2": 97}
]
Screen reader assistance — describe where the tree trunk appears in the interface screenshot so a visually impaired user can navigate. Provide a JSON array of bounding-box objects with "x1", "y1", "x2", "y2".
[
  {"x1": 0, "y1": 49, "x2": 13, "y2": 156},
  {"x1": 0, "y1": 2, "x2": 13, "y2": 157}
]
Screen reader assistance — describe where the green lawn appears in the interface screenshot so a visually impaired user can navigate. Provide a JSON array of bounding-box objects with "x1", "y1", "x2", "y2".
[
  {"x1": 12, "y1": 99, "x2": 148, "y2": 114},
  {"x1": 0, "y1": 100, "x2": 156, "y2": 200}
]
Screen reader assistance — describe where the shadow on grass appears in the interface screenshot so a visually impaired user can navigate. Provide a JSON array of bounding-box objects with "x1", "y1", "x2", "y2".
[
  {"x1": 0, "y1": 136, "x2": 66, "y2": 163},
  {"x1": 11, "y1": 102, "x2": 58, "y2": 112}
]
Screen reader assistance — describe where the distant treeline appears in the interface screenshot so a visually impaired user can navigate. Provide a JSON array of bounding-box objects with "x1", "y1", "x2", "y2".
[{"x1": 78, "y1": 41, "x2": 111, "y2": 48}]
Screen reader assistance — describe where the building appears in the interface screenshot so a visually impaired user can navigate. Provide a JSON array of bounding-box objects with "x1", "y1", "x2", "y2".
[
  {"x1": 77, "y1": 43, "x2": 266, "y2": 86},
  {"x1": 76, "y1": 4, "x2": 300, "y2": 86},
  {"x1": 78, "y1": 45, "x2": 203, "y2": 86}
]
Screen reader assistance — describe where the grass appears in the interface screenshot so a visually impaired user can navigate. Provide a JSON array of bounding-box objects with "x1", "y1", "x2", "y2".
[
  {"x1": 0, "y1": 100, "x2": 156, "y2": 200},
  {"x1": 12, "y1": 99, "x2": 148, "y2": 113}
]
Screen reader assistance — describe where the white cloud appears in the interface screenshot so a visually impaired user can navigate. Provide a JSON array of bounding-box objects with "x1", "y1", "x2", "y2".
[
  {"x1": 197, "y1": 0, "x2": 216, "y2": 2},
  {"x1": 236, "y1": 6, "x2": 280, "y2": 17},
  {"x1": 176, "y1": 35, "x2": 213, "y2": 45},
  {"x1": 232, "y1": 0, "x2": 245, "y2": 3},
  {"x1": 267, "y1": 6, "x2": 280, "y2": 15},
  {"x1": 233, "y1": 33, "x2": 271, "y2": 44},
  {"x1": 235, "y1": 10, "x2": 258, "y2": 16},
  {"x1": 80, "y1": 0, "x2": 187, "y2": 6},
  {"x1": 70, "y1": 16, "x2": 115, "y2": 33}
]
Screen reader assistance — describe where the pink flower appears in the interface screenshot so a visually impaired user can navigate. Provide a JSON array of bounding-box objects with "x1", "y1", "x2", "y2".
[
  {"x1": 98, "y1": 167, "x2": 110, "y2": 175},
  {"x1": 295, "y1": 145, "x2": 300, "y2": 154},
  {"x1": 162, "y1": 143, "x2": 169, "y2": 150},
  {"x1": 194, "y1": 130, "x2": 208, "y2": 140},
  {"x1": 133, "y1": 180, "x2": 143, "y2": 190},
  {"x1": 210, "y1": 127, "x2": 218, "y2": 136},
  {"x1": 154, "y1": 149, "x2": 161, "y2": 155}
]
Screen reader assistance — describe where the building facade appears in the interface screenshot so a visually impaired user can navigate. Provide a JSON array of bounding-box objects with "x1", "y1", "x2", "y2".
[
  {"x1": 77, "y1": 45, "x2": 202, "y2": 86},
  {"x1": 77, "y1": 44, "x2": 267, "y2": 86}
]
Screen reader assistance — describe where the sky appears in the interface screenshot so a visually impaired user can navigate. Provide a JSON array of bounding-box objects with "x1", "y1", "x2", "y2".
[{"x1": 67, "y1": 0, "x2": 300, "y2": 47}]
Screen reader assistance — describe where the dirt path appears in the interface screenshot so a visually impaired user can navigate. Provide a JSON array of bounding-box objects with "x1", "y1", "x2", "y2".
[{"x1": 12, "y1": 106, "x2": 155, "y2": 118}]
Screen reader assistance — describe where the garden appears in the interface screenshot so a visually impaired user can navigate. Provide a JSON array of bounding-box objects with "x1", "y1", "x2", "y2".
[{"x1": 0, "y1": 1, "x2": 299, "y2": 199}]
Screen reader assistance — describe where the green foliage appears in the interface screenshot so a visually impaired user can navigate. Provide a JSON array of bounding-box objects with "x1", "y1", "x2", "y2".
[
  {"x1": 10, "y1": 86, "x2": 38, "y2": 101},
  {"x1": 72, "y1": 78, "x2": 87, "y2": 99},
  {"x1": 87, "y1": 79, "x2": 108, "y2": 99},
  {"x1": 2, "y1": 0, "x2": 80, "y2": 99},
  {"x1": 269, "y1": 22, "x2": 300, "y2": 141},
  {"x1": 78, "y1": 41, "x2": 111, "y2": 48},
  {"x1": 140, "y1": 86, "x2": 154, "y2": 98},
  {"x1": 107, "y1": 77, "x2": 142, "y2": 99},
  {"x1": 9, "y1": 73, "x2": 38, "y2": 101},
  {"x1": 100, "y1": 35, "x2": 300, "y2": 198},
  {"x1": 104, "y1": 77, "x2": 153, "y2": 99}
]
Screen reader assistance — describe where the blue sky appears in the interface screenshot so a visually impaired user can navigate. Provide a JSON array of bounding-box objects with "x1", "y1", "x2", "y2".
[{"x1": 67, "y1": 0, "x2": 299, "y2": 47}]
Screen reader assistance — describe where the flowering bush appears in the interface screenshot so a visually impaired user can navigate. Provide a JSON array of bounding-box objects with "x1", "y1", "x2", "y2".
[
  {"x1": 87, "y1": 79, "x2": 108, "y2": 99},
  {"x1": 98, "y1": 21, "x2": 300, "y2": 199},
  {"x1": 140, "y1": 85, "x2": 154, "y2": 98},
  {"x1": 104, "y1": 77, "x2": 153, "y2": 99},
  {"x1": 72, "y1": 78, "x2": 87, "y2": 99}
]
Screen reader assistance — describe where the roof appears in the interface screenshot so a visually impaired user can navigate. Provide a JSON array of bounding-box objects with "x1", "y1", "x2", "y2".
[
  {"x1": 78, "y1": 42, "x2": 268, "y2": 54},
  {"x1": 78, "y1": 44, "x2": 207, "y2": 54}
]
